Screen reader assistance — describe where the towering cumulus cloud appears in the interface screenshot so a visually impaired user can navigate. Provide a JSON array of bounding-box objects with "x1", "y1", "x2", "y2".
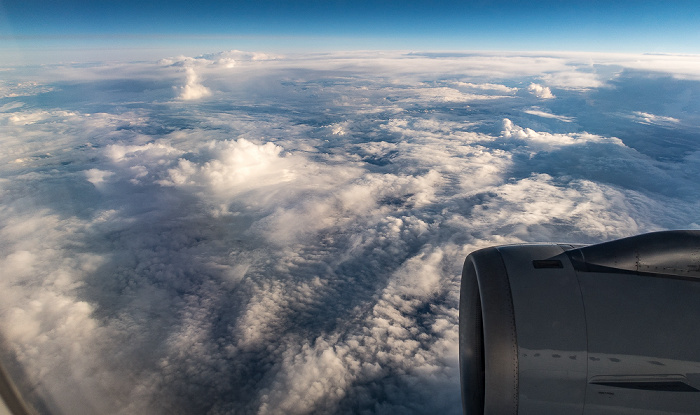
[
  {"x1": 1, "y1": 50, "x2": 699, "y2": 414},
  {"x1": 178, "y1": 66, "x2": 211, "y2": 100}
]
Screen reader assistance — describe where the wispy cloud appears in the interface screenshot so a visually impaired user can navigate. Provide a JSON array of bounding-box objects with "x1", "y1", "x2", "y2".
[
  {"x1": 523, "y1": 107, "x2": 574, "y2": 122},
  {"x1": 629, "y1": 111, "x2": 681, "y2": 126}
]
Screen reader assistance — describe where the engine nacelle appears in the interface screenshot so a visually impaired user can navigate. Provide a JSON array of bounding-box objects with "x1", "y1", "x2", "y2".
[{"x1": 459, "y1": 230, "x2": 700, "y2": 414}]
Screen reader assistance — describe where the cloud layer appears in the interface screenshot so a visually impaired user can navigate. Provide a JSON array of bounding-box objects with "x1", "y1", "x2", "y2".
[{"x1": 1, "y1": 50, "x2": 700, "y2": 414}]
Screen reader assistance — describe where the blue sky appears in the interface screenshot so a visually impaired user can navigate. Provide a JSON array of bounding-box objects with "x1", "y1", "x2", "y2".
[{"x1": 1, "y1": 0, "x2": 699, "y2": 62}]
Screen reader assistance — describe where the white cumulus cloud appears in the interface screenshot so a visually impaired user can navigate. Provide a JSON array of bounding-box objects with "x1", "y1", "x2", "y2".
[
  {"x1": 528, "y1": 82, "x2": 555, "y2": 99},
  {"x1": 501, "y1": 118, "x2": 621, "y2": 151}
]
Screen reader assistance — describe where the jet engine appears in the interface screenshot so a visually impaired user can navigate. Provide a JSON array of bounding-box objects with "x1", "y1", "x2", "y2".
[{"x1": 459, "y1": 230, "x2": 700, "y2": 415}]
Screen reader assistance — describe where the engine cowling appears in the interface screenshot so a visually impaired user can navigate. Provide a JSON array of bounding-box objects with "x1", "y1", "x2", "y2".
[{"x1": 459, "y1": 230, "x2": 700, "y2": 414}]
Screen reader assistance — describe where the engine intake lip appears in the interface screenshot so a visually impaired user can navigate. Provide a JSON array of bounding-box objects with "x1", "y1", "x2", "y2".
[{"x1": 460, "y1": 247, "x2": 519, "y2": 415}]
